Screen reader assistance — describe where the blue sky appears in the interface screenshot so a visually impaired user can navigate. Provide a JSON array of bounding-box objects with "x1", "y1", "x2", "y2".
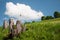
[{"x1": 0, "y1": 0, "x2": 60, "y2": 26}]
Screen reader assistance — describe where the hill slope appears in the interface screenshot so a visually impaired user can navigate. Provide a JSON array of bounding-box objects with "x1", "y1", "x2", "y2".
[{"x1": 0, "y1": 18, "x2": 60, "y2": 40}]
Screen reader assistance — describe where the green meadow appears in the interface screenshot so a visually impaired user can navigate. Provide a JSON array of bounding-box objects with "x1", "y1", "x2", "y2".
[{"x1": 0, "y1": 18, "x2": 60, "y2": 40}]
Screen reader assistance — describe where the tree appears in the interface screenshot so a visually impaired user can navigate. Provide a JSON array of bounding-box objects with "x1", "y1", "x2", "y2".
[
  {"x1": 41, "y1": 16, "x2": 46, "y2": 20},
  {"x1": 41, "y1": 16, "x2": 54, "y2": 20},
  {"x1": 54, "y1": 11, "x2": 60, "y2": 18},
  {"x1": 32, "y1": 21, "x2": 35, "y2": 23},
  {"x1": 46, "y1": 16, "x2": 54, "y2": 20}
]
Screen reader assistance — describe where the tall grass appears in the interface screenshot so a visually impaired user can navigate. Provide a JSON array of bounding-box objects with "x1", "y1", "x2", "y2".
[{"x1": 0, "y1": 18, "x2": 60, "y2": 40}]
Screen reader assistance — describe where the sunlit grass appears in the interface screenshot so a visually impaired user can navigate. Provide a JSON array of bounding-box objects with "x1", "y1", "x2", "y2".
[{"x1": 0, "y1": 18, "x2": 60, "y2": 40}]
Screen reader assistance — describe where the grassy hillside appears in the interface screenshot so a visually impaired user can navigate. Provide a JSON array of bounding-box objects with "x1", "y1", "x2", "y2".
[{"x1": 0, "y1": 18, "x2": 60, "y2": 40}]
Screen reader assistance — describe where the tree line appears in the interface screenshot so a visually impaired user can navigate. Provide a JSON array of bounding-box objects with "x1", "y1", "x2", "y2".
[{"x1": 41, "y1": 11, "x2": 60, "y2": 20}]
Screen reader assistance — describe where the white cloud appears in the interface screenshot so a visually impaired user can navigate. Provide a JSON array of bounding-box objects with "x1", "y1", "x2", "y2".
[{"x1": 5, "y1": 2, "x2": 44, "y2": 22}]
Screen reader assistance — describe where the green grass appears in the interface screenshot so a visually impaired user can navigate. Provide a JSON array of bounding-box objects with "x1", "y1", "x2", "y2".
[
  {"x1": 0, "y1": 27, "x2": 9, "y2": 40},
  {"x1": 0, "y1": 18, "x2": 60, "y2": 40}
]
